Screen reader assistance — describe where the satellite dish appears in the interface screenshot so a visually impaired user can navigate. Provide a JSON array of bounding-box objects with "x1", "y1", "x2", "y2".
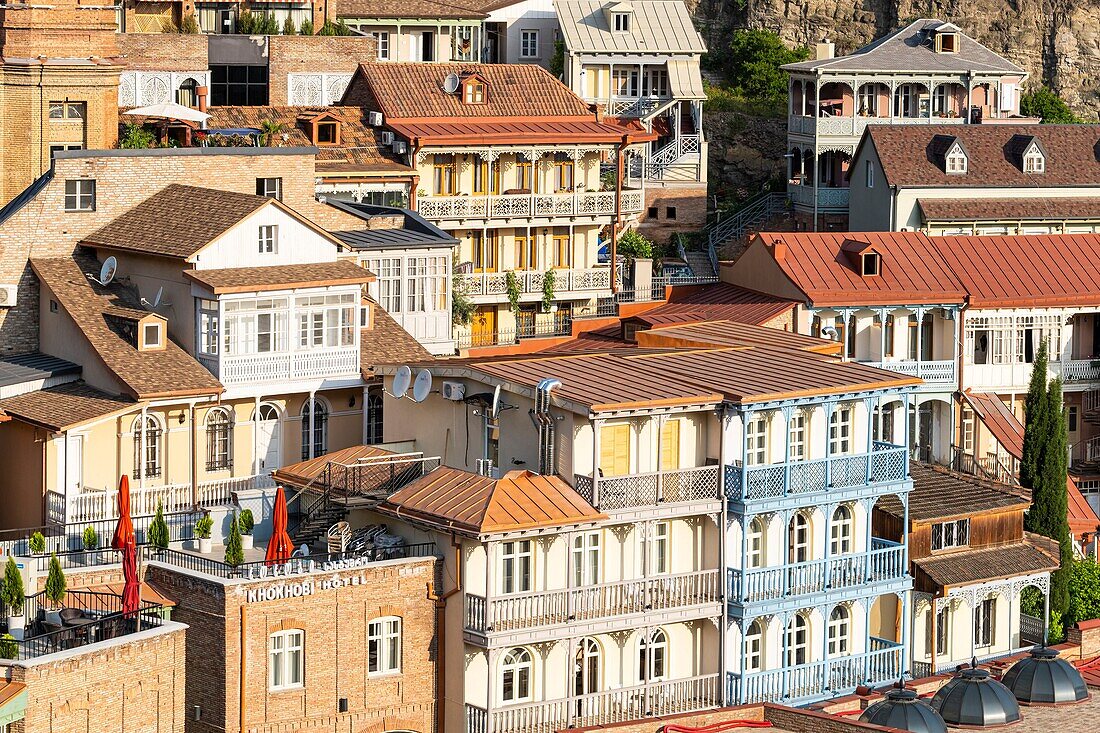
[
  {"x1": 87, "y1": 256, "x2": 118, "y2": 286},
  {"x1": 392, "y1": 365, "x2": 413, "y2": 399},
  {"x1": 411, "y1": 369, "x2": 432, "y2": 403},
  {"x1": 443, "y1": 73, "x2": 460, "y2": 94}
]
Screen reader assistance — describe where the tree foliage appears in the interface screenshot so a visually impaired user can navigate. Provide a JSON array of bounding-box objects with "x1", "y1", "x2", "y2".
[
  {"x1": 616, "y1": 228, "x2": 654, "y2": 260},
  {"x1": 299, "y1": 18, "x2": 314, "y2": 35},
  {"x1": 708, "y1": 29, "x2": 809, "y2": 105},
  {"x1": 1021, "y1": 88, "x2": 1080, "y2": 124},
  {"x1": 2, "y1": 557, "x2": 24, "y2": 615},
  {"x1": 45, "y1": 554, "x2": 66, "y2": 606},
  {"x1": 282, "y1": 15, "x2": 297, "y2": 35},
  {"x1": 149, "y1": 500, "x2": 170, "y2": 549},
  {"x1": 1067, "y1": 557, "x2": 1100, "y2": 626},
  {"x1": 119, "y1": 124, "x2": 157, "y2": 150},
  {"x1": 225, "y1": 514, "x2": 245, "y2": 566},
  {"x1": 549, "y1": 38, "x2": 565, "y2": 79}
]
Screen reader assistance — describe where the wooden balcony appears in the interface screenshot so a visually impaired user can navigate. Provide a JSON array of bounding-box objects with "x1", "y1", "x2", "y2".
[
  {"x1": 198, "y1": 346, "x2": 360, "y2": 386},
  {"x1": 465, "y1": 673, "x2": 722, "y2": 733},
  {"x1": 573, "y1": 465, "x2": 721, "y2": 514},
  {"x1": 417, "y1": 190, "x2": 644, "y2": 222},
  {"x1": 788, "y1": 113, "x2": 966, "y2": 139},
  {"x1": 727, "y1": 638, "x2": 903, "y2": 704},
  {"x1": 788, "y1": 183, "x2": 850, "y2": 212},
  {"x1": 463, "y1": 569, "x2": 721, "y2": 638}
]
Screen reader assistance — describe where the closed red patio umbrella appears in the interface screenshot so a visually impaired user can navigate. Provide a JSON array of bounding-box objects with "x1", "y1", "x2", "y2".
[
  {"x1": 111, "y1": 475, "x2": 141, "y2": 618},
  {"x1": 265, "y1": 486, "x2": 294, "y2": 566},
  {"x1": 110, "y1": 474, "x2": 134, "y2": 549}
]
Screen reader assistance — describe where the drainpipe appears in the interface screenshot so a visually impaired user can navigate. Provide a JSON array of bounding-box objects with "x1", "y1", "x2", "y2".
[
  {"x1": 426, "y1": 533, "x2": 464, "y2": 733},
  {"x1": 612, "y1": 134, "x2": 628, "y2": 294},
  {"x1": 888, "y1": 185, "x2": 898, "y2": 231},
  {"x1": 190, "y1": 401, "x2": 199, "y2": 508},
  {"x1": 240, "y1": 604, "x2": 248, "y2": 733}
]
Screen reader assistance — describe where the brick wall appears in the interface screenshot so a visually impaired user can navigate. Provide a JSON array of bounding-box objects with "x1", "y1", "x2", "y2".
[
  {"x1": 0, "y1": 148, "x2": 319, "y2": 356},
  {"x1": 116, "y1": 33, "x2": 210, "y2": 70},
  {"x1": 1068, "y1": 619, "x2": 1100, "y2": 657},
  {"x1": 268, "y1": 35, "x2": 377, "y2": 105},
  {"x1": 636, "y1": 185, "x2": 708, "y2": 245},
  {"x1": 146, "y1": 556, "x2": 437, "y2": 733},
  {"x1": 0, "y1": 0, "x2": 119, "y2": 59},
  {"x1": 5, "y1": 623, "x2": 187, "y2": 733}
]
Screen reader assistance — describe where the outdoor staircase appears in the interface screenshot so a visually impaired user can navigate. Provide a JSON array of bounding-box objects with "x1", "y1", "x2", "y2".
[
  {"x1": 292, "y1": 502, "x2": 347, "y2": 550},
  {"x1": 684, "y1": 250, "x2": 716, "y2": 279},
  {"x1": 701, "y1": 191, "x2": 790, "y2": 272}
]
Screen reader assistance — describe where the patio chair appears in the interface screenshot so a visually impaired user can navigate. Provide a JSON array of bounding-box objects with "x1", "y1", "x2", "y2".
[{"x1": 327, "y1": 521, "x2": 350, "y2": 554}]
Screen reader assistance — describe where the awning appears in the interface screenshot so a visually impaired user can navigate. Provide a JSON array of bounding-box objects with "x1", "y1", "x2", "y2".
[
  {"x1": 123, "y1": 102, "x2": 210, "y2": 123},
  {"x1": 667, "y1": 59, "x2": 705, "y2": 100},
  {"x1": 961, "y1": 389, "x2": 1024, "y2": 458},
  {"x1": 0, "y1": 682, "x2": 27, "y2": 728}
]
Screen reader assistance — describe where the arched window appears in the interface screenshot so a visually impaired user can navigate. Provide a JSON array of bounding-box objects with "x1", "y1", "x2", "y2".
[
  {"x1": 269, "y1": 629, "x2": 304, "y2": 690},
  {"x1": 205, "y1": 407, "x2": 232, "y2": 471},
  {"x1": 365, "y1": 389, "x2": 383, "y2": 445},
  {"x1": 177, "y1": 78, "x2": 198, "y2": 107},
  {"x1": 747, "y1": 516, "x2": 766, "y2": 569},
  {"x1": 829, "y1": 505, "x2": 853, "y2": 555},
  {"x1": 301, "y1": 398, "x2": 328, "y2": 459},
  {"x1": 745, "y1": 619, "x2": 764, "y2": 672},
  {"x1": 574, "y1": 638, "x2": 600, "y2": 696},
  {"x1": 501, "y1": 647, "x2": 532, "y2": 703},
  {"x1": 788, "y1": 512, "x2": 810, "y2": 564},
  {"x1": 638, "y1": 629, "x2": 668, "y2": 682},
  {"x1": 132, "y1": 414, "x2": 162, "y2": 479},
  {"x1": 368, "y1": 616, "x2": 401, "y2": 675},
  {"x1": 786, "y1": 614, "x2": 809, "y2": 666},
  {"x1": 827, "y1": 606, "x2": 850, "y2": 656}
]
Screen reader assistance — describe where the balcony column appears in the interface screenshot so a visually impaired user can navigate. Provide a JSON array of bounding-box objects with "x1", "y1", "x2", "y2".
[
  {"x1": 736, "y1": 618, "x2": 746, "y2": 703},
  {"x1": 862, "y1": 497, "x2": 874, "y2": 582},
  {"x1": 572, "y1": 146, "x2": 579, "y2": 217},
  {"x1": 822, "y1": 502, "x2": 835, "y2": 586},
  {"x1": 821, "y1": 602, "x2": 831, "y2": 664},
  {"x1": 914, "y1": 308, "x2": 926, "y2": 379},
  {"x1": 252, "y1": 395, "x2": 261, "y2": 475},
  {"x1": 740, "y1": 409, "x2": 752, "y2": 493},
  {"x1": 486, "y1": 149, "x2": 494, "y2": 216},
  {"x1": 879, "y1": 308, "x2": 888, "y2": 363},
  {"x1": 486, "y1": 646, "x2": 499, "y2": 731},
  {"x1": 565, "y1": 634, "x2": 577, "y2": 728},
  {"x1": 739, "y1": 515, "x2": 748, "y2": 602},
  {"x1": 654, "y1": 414, "x2": 666, "y2": 502},
  {"x1": 862, "y1": 600, "x2": 873, "y2": 683},
  {"x1": 781, "y1": 406, "x2": 792, "y2": 496},
  {"x1": 823, "y1": 402, "x2": 834, "y2": 487},
  {"x1": 139, "y1": 404, "x2": 148, "y2": 490},
  {"x1": 565, "y1": 531, "x2": 575, "y2": 619},
  {"x1": 591, "y1": 417, "x2": 602, "y2": 507},
  {"x1": 865, "y1": 396, "x2": 876, "y2": 483},
  {"x1": 780, "y1": 610, "x2": 791, "y2": 698},
  {"x1": 902, "y1": 392, "x2": 912, "y2": 466}
]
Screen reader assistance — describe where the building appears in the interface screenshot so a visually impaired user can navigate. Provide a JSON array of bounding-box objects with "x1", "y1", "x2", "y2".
[
  {"x1": 781, "y1": 19, "x2": 1031, "y2": 230},
  {"x1": 337, "y1": 0, "x2": 488, "y2": 64},
  {"x1": 341, "y1": 61, "x2": 652, "y2": 349},
  {"x1": 849, "y1": 124, "x2": 1100, "y2": 233}
]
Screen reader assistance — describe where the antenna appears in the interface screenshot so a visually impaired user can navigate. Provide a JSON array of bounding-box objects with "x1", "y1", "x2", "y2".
[
  {"x1": 141, "y1": 286, "x2": 171, "y2": 310},
  {"x1": 87, "y1": 256, "x2": 118, "y2": 286},
  {"x1": 411, "y1": 369, "x2": 432, "y2": 403},
  {"x1": 443, "y1": 73, "x2": 460, "y2": 94},
  {"x1": 390, "y1": 365, "x2": 413, "y2": 399}
]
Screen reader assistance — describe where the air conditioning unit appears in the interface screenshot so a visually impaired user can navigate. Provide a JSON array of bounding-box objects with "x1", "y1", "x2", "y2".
[
  {"x1": 0, "y1": 284, "x2": 16, "y2": 308},
  {"x1": 380, "y1": 131, "x2": 394, "y2": 145},
  {"x1": 368, "y1": 111, "x2": 383, "y2": 126},
  {"x1": 392, "y1": 141, "x2": 407, "y2": 155},
  {"x1": 442, "y1": 381, "x2": 465, "y2": 401}
]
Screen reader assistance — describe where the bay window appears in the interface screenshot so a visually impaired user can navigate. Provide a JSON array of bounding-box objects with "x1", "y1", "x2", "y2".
[
  {"x1": 366, "y1": 257, "x2": 402, "y2": 313},
  {"x1": 223, "y1": 297, "x2": 287, "y2": 355},
  {"x1": 295, "y1": 293, "x2": 356, "y2": 349}
]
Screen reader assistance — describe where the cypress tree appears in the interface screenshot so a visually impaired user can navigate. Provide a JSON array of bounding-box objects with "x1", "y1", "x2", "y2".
[
  {"x1": 1021, "y1": 341, "x2": 1049, "y2": 490},
  {"x1": 1037, "y1": 378, "x2": 1073, "y2": 618},
  {"x1": 45, "y1": 554, "x2": 66, "y2": 606},
  {"x1": 225, "y1": 514, "x2": 244, "y2": 567},
  {"x1": 149, "y1": 500, "x2": 170, "y2": 549}
]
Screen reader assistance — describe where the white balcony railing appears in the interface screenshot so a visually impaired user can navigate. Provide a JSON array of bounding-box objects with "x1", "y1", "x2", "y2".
[
  {"x1": 788, "y1": 184, "x2": 850, "y2": 211},
  {"x1": 464, "y1": 568, "x2": 721, "y2": 634},
  {"x1": 466, "y1": 673, "x2": 722, "y2": 733},
  {"x1": 67, "y1": 474, "x2": 275, "y2": 523},
  {"x1": 459, "y1": 268, "x2": 612, "y2": 300},
  {"x1": 967, "y1": 359, "x2": 1100, "y2": 391},
  {"x1": 788, "y1": 113, "x2": 966, "y2": 138},
  {"x1": 417, "y1": 190, "x2": 644, "y2": 221},
  {"x1": 861, "y1": 359, "x2": 956, "y2": 386},
  {"x1": 200, "y1": 346, "x2": 360, "y2": 386}
]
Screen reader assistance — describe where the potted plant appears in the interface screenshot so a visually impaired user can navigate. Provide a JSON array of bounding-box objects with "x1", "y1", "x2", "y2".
[
  {"x1": 238, "y1": 509, "x2": 255, "y2": 551},
  {"x1": 28, "y1": 532, "x2": 45, "y2": 556},
  {"x1": 194, "y1": 514, "x2": 214, "y2": 553},
  {"x1": 225, "y1": 514, "x2": 245, "y2": 568},
  {"x1": 44, "y1": 553, "x2": 66, "y2": 625},
  {"x1": 149, "y1": 500, "x2": 169, "y2": 551},
  {"x1": 0, "y1": 634, "x2": 16, "y2": 660},
  {"x1": 82, "y1": 525, "x2": 98, "y2": 551},
  {"x1": 1, "y1": 557, "x2": 24, "y2": 641}
]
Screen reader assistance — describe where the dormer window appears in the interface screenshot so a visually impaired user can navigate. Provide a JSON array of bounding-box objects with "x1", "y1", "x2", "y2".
[
  {"x1": 935, "y1": 32, "x2": 958, "y2": 53},
  {"x1": 316, "y1": 121, "x2": 339, "y2": 146},
  {"x1": 136, "y1": 316, "x2": 167, "y2": 352},
  {"x1": 463, "y1": 79, "x2": 486, "y2": 105},
  {"x1": 861, "y1": 252, "x2": 881, "y2": 277},
  {"x1": 613, "y1": 11, "x2": 630, "y2": 31},
  {"x1": 1024, "y1": 149, "x2": 1045, "y2": 173},
  {"x1": 143, "y1": 323, "x2": 162, "y2": 349},
  {"x1": 946, "y1": 146, "x2": 967, "y2": 174}
]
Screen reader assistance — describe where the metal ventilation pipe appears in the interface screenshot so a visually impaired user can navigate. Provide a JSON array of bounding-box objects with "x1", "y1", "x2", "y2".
[{"x1": 531, "y1": 378, "x2": 562, "y2": 475}]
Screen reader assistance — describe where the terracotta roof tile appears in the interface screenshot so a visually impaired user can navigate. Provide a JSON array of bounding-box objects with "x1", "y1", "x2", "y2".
[
  {"x1": 866, "y1": 124, "x2": 1100, "y2": 189},
  {"x1": 361, "y1": 304, "x2": 433, "y2": 376},
  {"x1": 918, "y1": 197, "x2": 1100, "y2": 222},
  {"x1": 377, "y1": 467, "x2": 606, "y2": 535},
  {"x1": 184, "y1": 260, "x2": 374, "y2": 294},
  {"x1": 31, "y1": 257, "x2": 222, "y2": 399},
  {"x1": 914, "y1": 534, "x2": 1059, "y2": 589},
  {"x1": 82, "y1": 184, "x2": 268, "y2": 259},
  {"x1": 0, "y1": 381, "x2": 137, "y2": 431}
]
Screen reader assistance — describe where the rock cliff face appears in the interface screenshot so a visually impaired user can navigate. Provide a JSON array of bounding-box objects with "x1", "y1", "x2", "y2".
[{"x1": 690, "y1": 0, "x2": 1100, "y2": 115}]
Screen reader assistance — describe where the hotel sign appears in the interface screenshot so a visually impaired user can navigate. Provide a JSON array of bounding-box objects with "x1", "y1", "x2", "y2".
[{"x1": 243, "y1": 556, "x2": 385, "y2": 603}]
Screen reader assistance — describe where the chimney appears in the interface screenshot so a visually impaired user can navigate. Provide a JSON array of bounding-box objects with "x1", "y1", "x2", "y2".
[
  {"x1": 196, "y1": 85, "x2": 209, "y2": 113},
  {"x1": 815, "y1": 38, "x2": 835, "y2": 60},
  {"x1": 773, "y1": 242, "x2": 788, "y2": 261}
]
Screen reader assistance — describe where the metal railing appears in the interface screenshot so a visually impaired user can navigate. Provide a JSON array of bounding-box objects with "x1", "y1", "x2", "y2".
[
  {"x1": 861, "y1": 359, "x2": 956, "y2": 385},
  {"x1": 704, "y1": 191, "x2": 788, "y2": 269},
  {"x1": 727, "y1": 542, "x2": 905, "y2": 604},
  {"x1": 13, "y1": 589, "x2": 163, "y2": 661},
  {"x1": 457, "y1": 319, "x2": 574, "y2": 349},
  {"x1": 458, "y1": 268, "x2": 612, "y2": 300},
  {"x1": 646, "y1": 134, "x2": 701, "y2": 179},
  {"x1": 464, "y1": 569, "x2": 721, "y2": 634},
  {"x1": 417, "y1": 190, "x2": 644, "y2": 221},
  {"x1": 949, "y1": 445, "x2": 1018, "y2": 485},
  {"x1": 725, "y1": 443, "x2": 908, "y2": 502},
  {"x1": 0, "y1": 510, "x2": 202, "y2": 557},
  {"x1": 573, "y1": 465, "x2": 721, "y2": 512}
]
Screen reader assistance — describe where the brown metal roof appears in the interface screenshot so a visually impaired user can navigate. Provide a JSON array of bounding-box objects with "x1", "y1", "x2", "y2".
[
  {"x1": 918, "y1": 197, "x2": 1100, "y2": 222},
  {"x1": 635, "y1": 320, "x2": 840, "y2": 355},
  {"x1": 273, "y1": 445, "x2": 396, "y2": 489},
  {"x1": 961, "y1": 390, "x2": 1025, "y2": 458},
  {"x1": 914, "y1": 533, "x2": 1059, "y2": 590},
  {"x1": 376, "y1": 467, "x2": 606, "y2": 535},
  {"x1": 336, "y1": 0, "x2": 486, "y2": 19},
  {"x1": 634, "y1": 283, "x2": 798, "y2": 325},
  {"x1": 387, "y1": 118, "x2": 643, "y2": 145},
  {"x1": 184, "y1": 260, "x2": 374, "y2": 294}
]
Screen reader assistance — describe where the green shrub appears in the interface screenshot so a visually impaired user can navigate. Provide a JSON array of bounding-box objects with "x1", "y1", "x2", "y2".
[
  {"x1": 505, "y1": 271, "x2": 521, "y2": 312},
  {"x1": 238, "y1": 509, "x2": 255, "y2": 536},
  {"x1": 282, "y1": 15, "x2": 296, "y2": 34},
  {"x1": 616, "y1": 228, "x2": 654, "y2": 260},
  {"x1": 1020, "y1": 87, "x2": 1081, "y2": 124},
  {"x1": 0, "y1": 634, "x2": 16, "y2": 660},
  {"x1": 262, "y1": 13, "x2": 279, "y2": 34},
  {"x1": 236, "y1": 10, "x2": 255, "y2": 33},
  {"x1": 45, "y1": 554, "x2": 66, "y2": 607},
  {"x1": 225, "y1": 514, "x2": 245, "y2": 566},
  {"x1": 2, "y1": 557, "x2": 24, "y2": 616},
  {"x1": 706, "y1": 29, "x2": 809, "y2": 105},
  {"x1": 194, "y1": 514, "x2": 214, "y2": 540},
  {"x1": 541, "y1": 269, "x2": 556, "y2": 312},
  {"x1": 149, "y1": 500, "x2": 170, "y2": 549},
  {"x1": 299, "y1": 18, "x2": 314, "y2": 35},
  {"x1": 28, "y1": 532, "x2": 45, "y2": 555},
  {"x1": 179, "y1": 14, "x2": 199, "y2": 33},
  {"x1": 120, "y1": 123, "x2": 157, "y2": 150},
  {"x1": 82, "y1": 526, "x2": 98, "y2": 550}
]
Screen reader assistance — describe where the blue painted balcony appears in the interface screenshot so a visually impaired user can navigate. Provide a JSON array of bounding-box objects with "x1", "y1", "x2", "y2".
[
  {"x1": 727, "y1": 539, "x2": 908, "y2": 616},
  {"x1": 726, "y1": 637, "x2": 903, "y2": 705},
  {"x1": 726, "y1": 442, "x2": 908, "y2": 512}
]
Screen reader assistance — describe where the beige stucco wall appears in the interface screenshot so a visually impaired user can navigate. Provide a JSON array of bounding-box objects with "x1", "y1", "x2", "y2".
[{"x1": 0, "y1": 419, "x2": 46, "y2": 528}]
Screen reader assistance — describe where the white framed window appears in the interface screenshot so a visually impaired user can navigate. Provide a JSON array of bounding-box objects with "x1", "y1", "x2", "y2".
[
  {"x1": 829, "y1": 505, "x2": 853, "y2": 555},
  {"x1": 747, "y1": 516, "x2": 766, "y2": 569},
  {"x1": 638, "y1": 629, "x2": 667, "y2": 681},
  {"x1": 857, "y1": 86, "x2": 878, "y2": 116},
  {"x1": 788, "y1": 412, "x2": 806, "y2": 461},
  {"x1": 295, "y1": 293, "x2": 356, "y2": 349},
  {"x1": 132, "y1": 414, "x2": 162, "y2": 479},
  {"x1": 612, "y1": 11, "x2": 630, "y2": 31},
  {"x1": 865, "y1": 160, "x2": 874, "y2": 188},
  {"x1": 745, "y1": 415, "x2": 767, "y2": 466},
  {"x1": 463, "y1": 80, "x2": 486, "y2": 104},
  {"x1": 642, "y1": 68, "x2": 668, "y2": 97},
  {"x1": 1024, "y1": 150, "x2": 1044, "y2": 173},
  {"x1": 501, "y1": 647, "x2": 532, "y2": 703},
  {"x1": 50, "y1": 101, "x2": 85, "y2": 119},
  {"x1": 300, "y1": 398, "x2": 328, "y2": 459},
  {"x1": 199, "y1": 299, "x2": 219, "y2": 355},
  {"x1": 406, "y1": 256, "x2": 448, "y2": 313},
  {"x1": 258, "y1": 224, "x2": 278, "y2": 254},
  {"x1": 827, "y1": 605, "x2": 850, "y2": 655},
  {"x1": 368, "y1": 616, "x2": 401, "y2": 675},
  {"x1": 256, "y1": 177, "x2": 282, "y2": 200},
  {"x1": 205, "y1": 407, "x2": 232, "y2": 471},
  {"x1": 961, "y1": 407, "x2": 975, "y2": 453},
  {"x1": 222, "y1": 297, "x2": 288, "y2": 355},
  {"x1": 366, "y1": 257, "x2": 402, "y2": 313},
  {"x1": 931, "y1": 518, "x2": 969, "y2": 551},
  {"x1": 501, "y1": 539, "x2": 532, "y2": 593},
  {"x1": 974, "y1": 597, "x2": 995, "y2": 647},
  {"x1": 651, "y1": 521, "x2": 669, "y2": 574},
  {"x1": 268, "y1": 629, "x2": 304, "y2": 690},
  {"x1": 788, "y1": 512, "x2": 810, "y2": 563},
  {"x1": 64, "y1": 179, "x2": 96, "y2": 211},
  {"x1": 745, "y1": 620, "x2": 764, "y2": 672},
  {"x1": 520, "y1": 29, "x2": 539, "y2": 58},
  {"x1": 946, "y1": 147, "x2": 967, "y2": 174},
  {"x1": 829, "y1": 405, "x2": 852, "y2": 455},
  {"x1": 786, "y1": 614, "x2": 809, "y2": 666},
  {"x1": 572, "y1": 531, "x2": 601, "y2": 586},
  {"x1": 371, "y1": 31, "x2": 390, "y2": 60},
  {"x1": 142, "y1": 322, "x2": 162, "y2": 348}
]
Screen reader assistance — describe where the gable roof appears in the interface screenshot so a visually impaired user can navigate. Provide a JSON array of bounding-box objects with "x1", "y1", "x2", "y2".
[
  {"x1": 82, "y1": 184, "x2": 270, "y2": 259},
  {"x1": 30, "y1": 256, "x2": 222, "y2": 400},
  {"x1": 862, "y1": 124, "x2": 1100, "y2": 188},
  {"x1": 555, "y1": 0, "x2": 706, "y2": 55},
  {"x1": 630, "y1": 282, "x2": 797, "y2": 326},
  {"x1": 360, "y1": 302, "x2": 433, "y2": 377},
  {"x1": 782, "y1": 18, "x2": 1025, "y2": 75},
  {"x1": 377, "y1": 467, "x2": 606, "y2": 536},
  {"x1": 883, "y1": 461, "x2": 1031, "y2": 523},
  {"x1": 914, "y1": 533, "x2": 1058, "y2": 590}
]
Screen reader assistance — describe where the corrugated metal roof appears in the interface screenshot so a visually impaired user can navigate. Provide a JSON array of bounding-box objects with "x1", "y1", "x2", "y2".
[
  {"x1": 0, "y1": 352, "x2": 80, "y2": 390},
  {"x1": 635, "y1": 320, "x2": 841, "y2": 354},
  {"x1": 555, "y1": 0, "x2": 706, "y2": 54}
]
